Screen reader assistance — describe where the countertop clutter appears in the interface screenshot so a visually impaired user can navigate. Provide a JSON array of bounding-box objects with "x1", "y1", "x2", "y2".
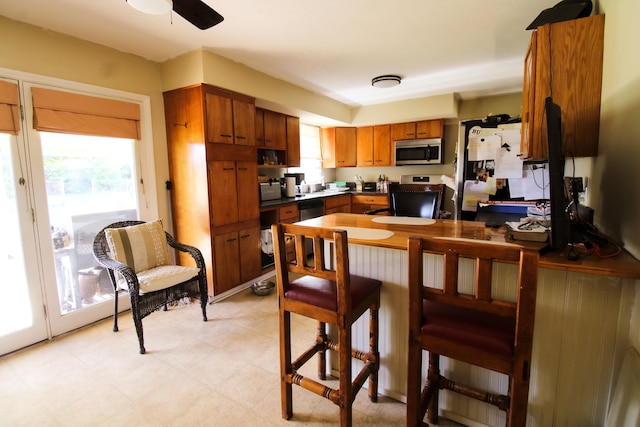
[{"x1": 259, "y1": 188, "x2": 383, "y2": 208}]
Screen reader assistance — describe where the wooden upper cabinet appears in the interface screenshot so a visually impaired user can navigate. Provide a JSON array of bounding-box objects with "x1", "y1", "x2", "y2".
[
  {"x1": 416, "y1": 119, "x2": 444, "y2": 139},
  {"x1": 521, "y1": 31, "x2": 537, "y2": 159},
  {"x1": 255, "y1": 108, "x2": 265, "y2": 146},
  {"x1": 358, "y1": 125, "x2": 392, "y2": 167},
  {"x1": 204, "y1": 88, "x2": 256, "y2": 146},
  {"x1": 373, "y1": 125, "x2": 392, "y2": 166},
  {"x1": 521, "y1": 14, "x2": 604, "y2": 160},
  {"x1": 205, "y1": 93, "x2": 234, "y2": 144},
  {"x1": 356, "y1": 126, "x2": 374, "y2": 167},
  {"x1": 286, "y1": 115, "x2": 301, "y2": 167},
  {"x1": 322, "y1": 127, "x2": 356, "y2": 168},
  {"x1": 391, "y1": 119, "x2": 443, "y2": 142},
  {"x1": 263, "y1": 109, "x2": 287, "y2": 149},
  {"x1": 392, "y1": 122, "x2": 416, "y2": 141},
  {"x1": 232, "y1": 99, "x2": 255, "y2": 146}
]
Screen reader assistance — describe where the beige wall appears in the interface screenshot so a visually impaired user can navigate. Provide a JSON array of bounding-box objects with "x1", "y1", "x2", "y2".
[
  {"x1": 597, "y1": 0, "x2": 640, "y2": 353},
  {"x1": 0, "y1": 16, "x2": 172, "y2": 221}
]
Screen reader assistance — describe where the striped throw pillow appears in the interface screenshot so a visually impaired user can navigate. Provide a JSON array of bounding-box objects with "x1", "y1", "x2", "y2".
[{"x1": 105, "y1": 220, "x2": 171, "y2": 273}]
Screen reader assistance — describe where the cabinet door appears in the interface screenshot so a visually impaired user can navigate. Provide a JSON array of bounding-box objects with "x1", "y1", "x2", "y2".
[
  {"x1": 391, "y1": 122, "x2": 416, "y2": 141},
  {"x1": 356, "y1": 126, "x2": 374, "y2": 167},
  {"x1": 209, "y1": 160, "x2": 238, "y2": 226},
  {"x1": 232, "y1": 99, "x2": 255, "y2": 146},
  {"x1": 321, "y1": 128, "x2": 336, "y2": 168},
  {"x1": 520, "y1": 31, "x2": 537, "y2": 159},
  {"x1": 214, "y1": 231, "x2": 240, "y2": 294},
  {"x1": 324, "y1": 195, "x2": 351, "y2": 214},
  {"x1": 373, "y1": 125, "x2": 391, "y2": 166},
  {"x1": 416, "y1": 119, "x2": 443, "y2": 139},
  {"x1": 239, "y1": 226, "x2": 261, "y2": 283},
  {"x1": 255, "y1": 108, "x2": 265, "y2": 146},
  {"x1": 205, "y1": 93, "x2": 234, "y2": 144},
  {"x1": 236, "y1": 161, "x2": 259, "y2": 222},
  {"x1": 286, "y1": 116, "x2": 301, "y2": 167},
  {"x1": 263, "y1": 109, "x2": 287, "y2": 149},
  {"x1": 335, "y1": 127, "x2": 356, "y2": 167},
  {"x1": 527, "y1": 14, "x2": 604, "y2": 159}
]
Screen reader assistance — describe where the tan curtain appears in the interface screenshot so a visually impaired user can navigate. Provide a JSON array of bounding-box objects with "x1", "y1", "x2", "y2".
[
  {"x1": 0, "y1": 80, "x2": 20, "y2": 135},
  {"x1": 32, "y1": 87, "x2": 141, "y2": 139}
]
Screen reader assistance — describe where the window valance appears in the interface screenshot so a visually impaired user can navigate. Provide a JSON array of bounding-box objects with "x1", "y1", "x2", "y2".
[
  {"x1": 32, "y1": 87, "x2": 141, "y2": 139},
  {"x1": 0, "y1": 80, "x2": 20, "y2": 135}
]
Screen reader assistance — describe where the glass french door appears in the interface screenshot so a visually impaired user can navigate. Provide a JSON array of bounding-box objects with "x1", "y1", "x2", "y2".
[
  {"x1": 32, "y1": 131, "x2": 139, "y2": 336},
  {"x1": 0, "y1": 132, "x2": 48, "y2": 355},
  {"x1": 0, "y1": 79, "x2": 146, "y2": 354}
]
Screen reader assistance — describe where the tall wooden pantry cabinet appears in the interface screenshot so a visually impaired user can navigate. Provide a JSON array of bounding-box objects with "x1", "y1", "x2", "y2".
[{"x1": 163, "y1": 84, "x2": 262, "y2": 297}]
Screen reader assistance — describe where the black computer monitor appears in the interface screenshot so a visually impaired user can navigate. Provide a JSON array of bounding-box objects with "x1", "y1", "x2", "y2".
[{"x1": 545, "y1": 97, "x2": 572, "y2": 250}]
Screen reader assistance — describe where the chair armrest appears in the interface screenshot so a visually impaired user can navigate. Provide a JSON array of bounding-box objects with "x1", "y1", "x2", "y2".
[
  {"x1": 93, "y1": 253, "x2": 140, "y2": 293},
  {"x1": 364, "y1": 208, "x2": 391, "y2": 215},
  {"x1": 166, "y1": 234, "x2": 207, "y2": 274}
]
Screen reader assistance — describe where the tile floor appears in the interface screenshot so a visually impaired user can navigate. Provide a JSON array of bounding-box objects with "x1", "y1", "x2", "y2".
[{"x1": 0, "y1": 282, "x2": 466, "y2": 426}]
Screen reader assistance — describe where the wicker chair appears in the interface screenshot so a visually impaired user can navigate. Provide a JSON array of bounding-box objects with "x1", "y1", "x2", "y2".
[{"x1": 93, "y1": 220, "x2": 208, "y2": 354}]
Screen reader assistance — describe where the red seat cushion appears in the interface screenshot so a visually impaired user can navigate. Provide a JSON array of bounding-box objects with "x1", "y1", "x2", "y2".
[
  {"x1": 421, "y1": 300, "x2": 515, "y2": 356},
  {"x1": 285, "y1": 275, "x2": 381, "y2": 312}
]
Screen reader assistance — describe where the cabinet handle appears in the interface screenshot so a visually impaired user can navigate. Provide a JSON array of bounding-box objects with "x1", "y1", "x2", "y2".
[
  {"x1": 236, "y1": 135, "x2": 246, "y2": 140},
  {"x1": 226, "y1": 237, "x2": 237, "y2": 243},
  {"x1": 220, "y1": 134, "x2": 232, "y2": 138},
  {"x1": 223, "y1": 167, "x2": 234, "y2": 171},
  {"x1": 238, "y1": 167, "x2": 248, "y2": 171},
  {"x1": 240, "y1": 234, "x2": 250, "y2": 239}
]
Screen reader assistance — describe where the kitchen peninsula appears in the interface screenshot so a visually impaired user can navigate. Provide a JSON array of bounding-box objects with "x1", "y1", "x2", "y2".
[{"x1": 296, "y1": 213, "x2": 640, "y2": 427}]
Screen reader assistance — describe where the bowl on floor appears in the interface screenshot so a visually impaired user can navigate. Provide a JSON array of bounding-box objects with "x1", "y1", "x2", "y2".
[{"x1": 251, "y1": 280, "x2": 275, "y2": 296}]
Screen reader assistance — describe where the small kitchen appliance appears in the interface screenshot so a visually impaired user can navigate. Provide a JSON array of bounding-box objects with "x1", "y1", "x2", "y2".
[{"x1": 259, "y1": 181, "x2": 281, "y2": 201}]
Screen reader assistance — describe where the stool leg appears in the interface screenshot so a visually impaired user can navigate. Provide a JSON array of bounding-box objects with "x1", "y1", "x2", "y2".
[
  {"x1": 317, "y1": 321, "x2": 327, "y2": 380},
  {"x1": 338, "y1": 316, "x2": 353, "y2": 427},
  {"x1": 426, "y1": 352, "x2": 440, "y2": 424},
  {"x1": 368, "y1": 303, "x2": 379, "y2": 402},
  {"x1": 506, "y1": 364, "x2": 530, "y2": 427},
  {"x1": 280, "y1": 309, "x2": 293, "y2": 420}
]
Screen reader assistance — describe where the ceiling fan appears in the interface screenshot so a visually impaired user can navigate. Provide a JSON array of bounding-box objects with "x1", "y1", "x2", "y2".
[{"x1": 126, "y1": 0, "x2": 224, "y2": 30}]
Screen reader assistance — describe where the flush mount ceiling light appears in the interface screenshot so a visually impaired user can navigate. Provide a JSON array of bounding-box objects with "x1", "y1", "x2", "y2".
[
  {"x1": 126, "y1": 0, "x2": 172, "y2": 15},
  {"x1": 371, "y1": 75, "x2": 402, "y2": 88}
]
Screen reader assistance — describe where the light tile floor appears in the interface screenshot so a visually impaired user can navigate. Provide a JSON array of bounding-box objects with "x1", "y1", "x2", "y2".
[{"x1": 0, "y1": 284, "x2": 466, "y2": 426}]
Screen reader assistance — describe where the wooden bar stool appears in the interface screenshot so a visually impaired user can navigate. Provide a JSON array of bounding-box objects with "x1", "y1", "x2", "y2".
[
  {"x1": 271, "y1": 223, "x2": 382, "y2": 427},
  {"x1": 406, "y1": 236, "x2": 539, "y2": 427}
]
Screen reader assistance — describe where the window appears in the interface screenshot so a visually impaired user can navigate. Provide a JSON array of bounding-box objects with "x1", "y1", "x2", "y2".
[{"x1": 288, "y1": 123, "x2": 323, "y2": 184}]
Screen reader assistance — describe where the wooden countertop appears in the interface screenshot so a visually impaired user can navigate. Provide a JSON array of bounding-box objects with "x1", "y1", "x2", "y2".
[{"x1": 296, "y1": 213, "x2": 640, "y2": 279}]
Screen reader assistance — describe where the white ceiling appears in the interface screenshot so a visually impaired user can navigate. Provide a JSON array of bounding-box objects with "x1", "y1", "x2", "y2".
[{"x1": 0, "y1": 0, "x2": 558, "y2": 107}]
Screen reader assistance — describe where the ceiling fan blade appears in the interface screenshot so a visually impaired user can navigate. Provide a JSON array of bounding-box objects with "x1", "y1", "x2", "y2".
[{"x1": 172, "y1": 0, "x2": 224, "y2": 30}]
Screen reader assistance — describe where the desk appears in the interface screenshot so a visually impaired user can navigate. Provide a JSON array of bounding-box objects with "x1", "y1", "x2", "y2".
[{"x1": 295, "y1": 214, "x2": 640, "y2": 427}]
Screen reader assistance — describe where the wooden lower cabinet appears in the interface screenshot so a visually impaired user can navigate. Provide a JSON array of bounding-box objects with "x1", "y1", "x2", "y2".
[
  {"x1": 324, "y1": 194, "x2": 351, "y2": 214},
  {"x1": 213, "y1": 226, "x2": 261, "y2": 294},
  {"x1": 351, "y1": 194, "x2": 388, "y2": 214}
]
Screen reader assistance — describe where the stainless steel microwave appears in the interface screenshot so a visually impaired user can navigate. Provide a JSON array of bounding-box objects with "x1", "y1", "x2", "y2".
[{"x1": 394, "y1": 138, "x2": 443, "y2": 165}]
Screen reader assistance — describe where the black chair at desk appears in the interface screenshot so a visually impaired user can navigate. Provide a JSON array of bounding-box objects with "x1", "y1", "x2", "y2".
[{"x1": 367, "y1": 183, "x2": 444, "y2": 219}]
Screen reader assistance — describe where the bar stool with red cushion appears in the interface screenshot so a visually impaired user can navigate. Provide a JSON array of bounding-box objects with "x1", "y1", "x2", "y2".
[
  {"x1": 271, "y1": 223, "x2": 382, "y2": 427},
  {"x1": 406, "y1": 236, "x2": 539, "y2": 427}
]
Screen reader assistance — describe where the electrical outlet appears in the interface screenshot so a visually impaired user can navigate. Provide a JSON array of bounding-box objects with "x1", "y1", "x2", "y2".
[{"x1": 564, "y1": 177, "x2": 584, "y2": 196}]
